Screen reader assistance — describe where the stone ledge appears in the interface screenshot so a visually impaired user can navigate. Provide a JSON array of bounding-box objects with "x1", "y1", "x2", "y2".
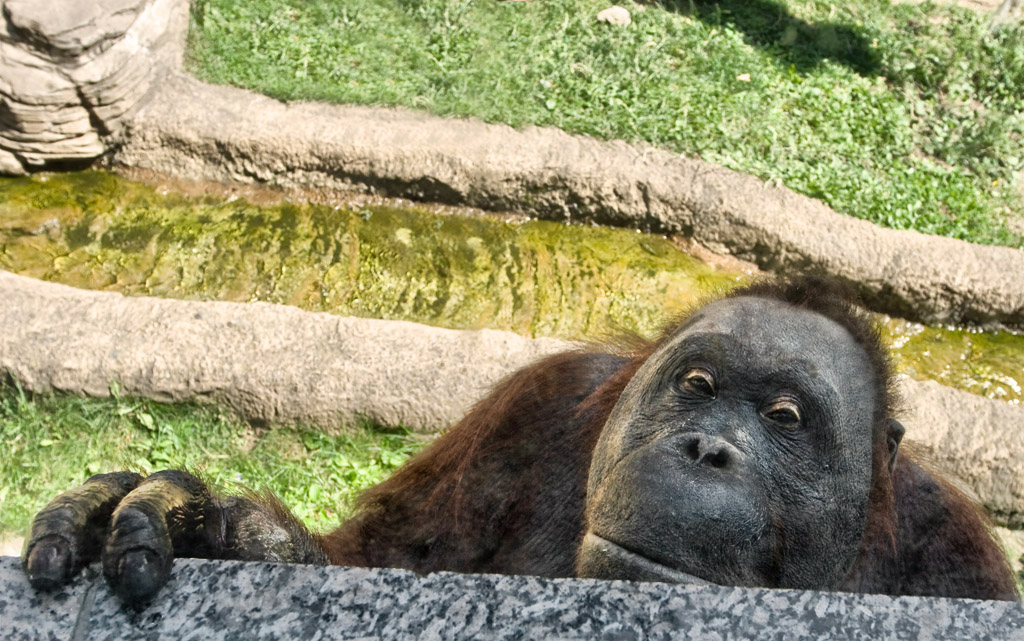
[
  {"x1": 0, "y1": 270, "x2": 565, "y2": 433},
  {"x1": 0, "y1": 556, "x2": 1021, "y2": 641}
]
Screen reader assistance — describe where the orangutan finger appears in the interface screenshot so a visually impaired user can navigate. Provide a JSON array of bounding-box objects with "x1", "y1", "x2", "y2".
[
  {"x1": 22, "y1": 471, "x2": 143, "y2": 590},
  {"x1": 101, "y1": 470, "x2": 211, "y2": 606}
]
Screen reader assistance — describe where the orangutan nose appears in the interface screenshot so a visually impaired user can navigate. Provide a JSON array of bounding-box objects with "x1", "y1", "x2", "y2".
[{"x1": 679, "y1": 433, "x2": 741, "y2": 470}]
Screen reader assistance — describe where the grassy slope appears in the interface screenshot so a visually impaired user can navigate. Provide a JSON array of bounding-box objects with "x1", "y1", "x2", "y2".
[
  {"x1": 189, "y1": 0, "x2": 1024, "y2": 246},
  {"x1": 0, "y1": 382, "x2": 425, "y2": 537}
]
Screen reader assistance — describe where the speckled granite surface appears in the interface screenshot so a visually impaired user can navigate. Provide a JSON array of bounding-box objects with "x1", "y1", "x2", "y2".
[{"x1": 1, "y1": 556, "x2": 1022, "y2": 640}]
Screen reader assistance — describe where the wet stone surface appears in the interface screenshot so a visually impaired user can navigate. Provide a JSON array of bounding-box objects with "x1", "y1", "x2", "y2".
[
  {"x1": 884, "y1": 319, "x2": 1024, "y2": 405},
  {"x1": 0, "y1": 171, "x2": 737, "y2": 340},
  {"x1": 0, "y1": 556, "x2": 1022, "y2": 640}
]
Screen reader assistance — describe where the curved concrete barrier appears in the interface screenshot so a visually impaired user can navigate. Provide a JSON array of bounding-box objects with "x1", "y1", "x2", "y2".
[
  {"x1": 0, "y1": 271, "x2": 564, "y2": 431},
  {"x1": 902, "y1": 381, "x2": 1024, "y2": 528},
  {"x1": 0, "y1": 556, "x2": 1021, "y2": 640},
  {"x1": 114, "y1": 72, "x2": 1024, "y2": 329},
  {"x1": 2, "y1": 271, "x2": 1023, "y2": 527}
]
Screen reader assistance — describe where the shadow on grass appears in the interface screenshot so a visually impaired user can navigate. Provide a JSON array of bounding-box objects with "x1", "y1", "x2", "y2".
[{"x1": 659, "y1": 0, "x2": 882, "y2": 76}]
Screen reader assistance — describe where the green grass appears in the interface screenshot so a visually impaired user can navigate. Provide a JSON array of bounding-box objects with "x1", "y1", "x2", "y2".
[
  {"x1": 188, "y1": 0, "x2": 1024, "y2": 247},
  {"x1": 0, "y1": 381, "x2": 427, "y2": 538}
]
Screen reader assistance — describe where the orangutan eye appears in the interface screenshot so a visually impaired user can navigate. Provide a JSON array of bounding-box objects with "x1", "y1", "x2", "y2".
[
  {"x1": 680, "y1": 369, "x2": 716, "y2": 398},
  {"x1": 762, "y1": 399, "x2": 802, "y2": 428}
]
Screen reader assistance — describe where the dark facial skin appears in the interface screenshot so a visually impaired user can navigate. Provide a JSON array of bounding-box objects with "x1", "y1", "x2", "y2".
[{"x1": 577, "y1": 296, "x2": 881, "y2": 590}]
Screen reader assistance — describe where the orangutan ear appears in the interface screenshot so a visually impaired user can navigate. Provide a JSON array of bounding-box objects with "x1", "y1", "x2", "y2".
[{"x1": 887, "y1": 419, "x2": 905, "y2": 474}]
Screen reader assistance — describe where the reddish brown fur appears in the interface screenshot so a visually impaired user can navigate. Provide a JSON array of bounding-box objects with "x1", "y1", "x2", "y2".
[
  {"x1": 848, "y1": 444, "x2": 1018, "y2": 599},
  {"x1": 322, "y1": 278, "x2": 1019, "y2": 600},
  {"x1": 324, "y1": 349, "x2": 640, "y2": 575}
]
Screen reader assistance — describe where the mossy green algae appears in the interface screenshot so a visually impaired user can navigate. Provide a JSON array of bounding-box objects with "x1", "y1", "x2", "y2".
[
  {"x1": 2, "y1": 171, "x2": 1023, "y2": 404},
  {"x1": 883, "y1": 319, "x2": 1024, "y2": 405},
  {"x1": 0, "y1": 171, "x2": 737, "y2": 340}
]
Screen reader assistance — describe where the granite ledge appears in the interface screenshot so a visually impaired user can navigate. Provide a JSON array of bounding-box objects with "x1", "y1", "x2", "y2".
[{"x1": 0, "y1": 556, "x2": 1021, "y2": 640}]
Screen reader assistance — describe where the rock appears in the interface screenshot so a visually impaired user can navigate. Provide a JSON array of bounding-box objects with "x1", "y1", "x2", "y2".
[
  {"x1": 0, "y1": 149, "x2": 26, "y2": 175},
  {"x1": 2, "y1": 270, "x2": 1024, "y2": 526},
  {"x1": 4, "y1": 0, "x2": 148, "y2": 58},
  {"x1": 0, "y1": 556, "x2": 1022, "y2": 640},
  {"x1": 0, "y1": 270, "x2": 567, "y2": 434},
  {"x1": 0, "y1": 0, "x2": 188, "y2": 169},
  {"x1": 597, "y1": 6, "x2": 632, "y2": 26},
  {"x1": 898, "y1": 378, "x2": 1024, "y2": 528},
  {"x1": 993, "y1": 0, "x2": 1023, "y2": 23}
]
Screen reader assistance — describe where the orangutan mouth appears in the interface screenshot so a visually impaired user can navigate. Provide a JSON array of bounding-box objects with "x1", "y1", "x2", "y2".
[{"x1": 579, "y1": 532, "x2": 717, "y2": 586}]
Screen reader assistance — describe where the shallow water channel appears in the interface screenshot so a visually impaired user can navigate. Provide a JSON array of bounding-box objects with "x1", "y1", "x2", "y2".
[{"x1": 2, "y1": 171, "x2": 1022, "y2": 404}]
